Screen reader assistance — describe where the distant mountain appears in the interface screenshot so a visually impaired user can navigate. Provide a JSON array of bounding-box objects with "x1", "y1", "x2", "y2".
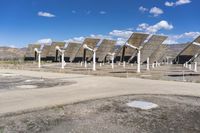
[
  {"x1": 0, "y1": 46, "x2": 26, "y2": 60},
  {"x1": 165, "y1": 43, "x2": 189, "y2": 58}
]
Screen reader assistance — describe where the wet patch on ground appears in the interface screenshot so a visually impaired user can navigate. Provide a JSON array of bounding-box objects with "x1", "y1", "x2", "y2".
[
  {"x1": 0, "y1": 95, "x2": 200, "y2": 133},
  {"x1": 0, "y1": 73, "x2": 76, "y2": 91}
]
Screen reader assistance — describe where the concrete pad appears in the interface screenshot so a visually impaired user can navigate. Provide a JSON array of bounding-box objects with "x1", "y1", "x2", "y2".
[{"x1": 127, "y1": 101, "x2": 158, "y2": 110}]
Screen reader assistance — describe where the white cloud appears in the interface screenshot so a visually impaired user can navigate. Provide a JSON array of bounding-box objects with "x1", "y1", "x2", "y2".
[
  {"x1": 165, "y1": 1, "x2": 174, "y2": 6},
  {"x1": 163, "y1": 38, "x2": 179, "y2": 44},
  {"x1": 72, "y1": 10, "x2": 76, "y2": 14},
  {"x1": 38, "y1": 11, "x2": 55, "y2": 18},
  {"x1": 172, "y1": 32, "x2": 200, "y2": 40},
  {"x1": 164, "y1": 32, "x2": 200, "y2": 44},
  {"x1": 64, "y1": 37, "x2": 85, "y2": 43},
  {"x1": 36, "y1": 38, "x2": 52, "y2": 44},
  {"x1": 116, "y1": 38, "x2": 127, "y2": 45},
  {"x1": 176, "y1": 0, "x2": 191, "y2": 5},
  {"x1": 109, "y1": 30, "x2": 133, "y2": 38},
  {"x1": 139, "y1": 6, "x2": 148, "y2": 12},
  {"x1": 149, "y1": 7, "x2": 164, "y2": 17},
  {"x1": 165, "y1": 0, "x2": 191, "y2": 7},
  {"x1": 137, "y1": 20, "x2": 173, "y2": 33},
  {"x1": 99, "y1": 11, "x2": 107, "y2": 15},
  {"x1": 90, "y1": 34, "x2": 112, "y2": 39},
  {"x1": 9, "y1": 45, "x2": 16, "y2": 48}
]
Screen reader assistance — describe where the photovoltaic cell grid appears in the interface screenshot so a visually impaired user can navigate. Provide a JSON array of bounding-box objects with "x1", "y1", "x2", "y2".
[
  {"x1": 180, "y1": 36, "x2": 200, "y2": 56},
  {"x1": 157, "y1": 46, "x2": 170, "y2": 62},
  {"x1": 117, "y1": 33, "x2": 149, "y2": 59},
  {"x1": 96, "y1": 39, "x2": 116, "y2": 62},
  {"x1": 75, "y1": 38, "x2": 100, "y2": 61},
  {"x1": 140, "y1": 35, "x2": 167, "y2": 63},
  {"x1": 164, "y1": 43, "x2": 188, "y2": 61},
  {"x1": 25, "y1": 44, "x2": 41, "y2": 58},
  {"x1": 41, "y1": 45, "x2": 51, "y2": 58},
  {"x1": 47, "y1": 42, "x2": 65, "y2": 57},
  {"x1": 149, "y1": 44, "x2": 168, "y2": 64},
  {"x1": 64, "y1": 42, "x2": 81, "y2": 62},
  {"x1": 194, "y1": 54, "x2": 200, "y2": 62}
]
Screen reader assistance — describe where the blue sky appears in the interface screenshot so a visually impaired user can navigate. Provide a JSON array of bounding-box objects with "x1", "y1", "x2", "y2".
[{"x1": 0, "y1": 0, "x2": 199, "y2": 47}]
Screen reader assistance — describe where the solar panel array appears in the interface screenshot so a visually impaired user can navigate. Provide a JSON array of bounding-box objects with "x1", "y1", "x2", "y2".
[
  {"x1": 117, "y1": 33, "x2": 149, "y2": 62},
  {"x1": 149, "y1": 44, "x2": 168, "y2": 64},
  {"x1": 25, "y1": 44, "x2": 41, "y2": 58},
  {"x1": 47, "y1": 42, "x2": 66, "y2": 57},
  {"x1": 64, "y1": 42, "x2": 81, "y2": 62},
  {"x1": 179, "y1": 36, "x2": 200, "y2": 56},
  {"x1": 41, "y1": 45, "x2": 51, "y2": 59},
  {"x1": 74, "y1": 38, "x2": 100, "y2": 61},
  {"x1": 25, "y1": 33, "x2": 195, "y2": 65},
  {"x1": 194, "y1": 54, "x2": 200, "y2": 62},
  {"x1": 96, "y1": 39, "x2": 116, "y2": 62},
  {"x1": 140, "y1": 35, "x2": 167, "y2": 63},
  {"x1": 173, "y1": 36, "x2": 200, "y2": 63}
]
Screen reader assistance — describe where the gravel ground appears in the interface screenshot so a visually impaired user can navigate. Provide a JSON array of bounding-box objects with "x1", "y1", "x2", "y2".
[
  {"x1": 1, "y1": 62, "x2": 200, "y2": 83},
  {"x1": 0, "y1": 94, "x2": 200, "y2": 133}
]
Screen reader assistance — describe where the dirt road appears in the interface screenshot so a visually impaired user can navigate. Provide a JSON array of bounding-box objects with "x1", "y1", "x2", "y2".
[{"x1": 0, "y1": 69, "x2": 200, "y2": 115}]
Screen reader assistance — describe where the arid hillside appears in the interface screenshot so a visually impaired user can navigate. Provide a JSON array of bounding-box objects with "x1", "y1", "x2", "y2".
[{"x1": 0, "y1": 47, "x2": 26, "y2": 60}]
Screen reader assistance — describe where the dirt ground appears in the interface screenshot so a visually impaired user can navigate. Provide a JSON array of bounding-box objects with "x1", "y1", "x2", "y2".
[
  {"x1": 0, "y1": 62, "x2": 200, "y2": 133},
  {"x1": 1, "y1": 62, "x2": 200, "y2": 83},
  {"x1": 0, "y1": 94, "x2": 200, "y2": 133},
  {"x1": 0, "y1": 73, "x2": 76, "y2": 92}
]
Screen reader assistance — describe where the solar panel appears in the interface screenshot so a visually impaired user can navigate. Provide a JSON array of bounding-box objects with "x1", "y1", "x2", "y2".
[
  {"x1": 157, "y1": 46, "x2": 170, "y2": 63},
  {"x1": 46, "y1": 42, "x2": 66, "y2": 61},
  {"x1": 96, "y1": 39, "x2": 116, "y2": 62},
  {"x1": 149, "y1": 44, "x2": 168, "y2": 64},
  {"x1": 174, "y1": 36, "x2": 200, "y2": 64},
  {"x1": 24, "y1": 44, "x2": 41, "y2": 60},
  {"x1": 47, "y1": 42, "x2": 65, "y2": 57},
  {"x1": 118, "y1": 33, "x2": 149, "y2": 62},
  {"x1": 194, "y1": 54, "x2": 200, "y2": 62},
  {"x1": 74, "y1": 38, "x2": 100, "y2": 62},
  {"x1": 140, "y1": 35, "x2": 167, "y2": 63},
  {"x1": 64, "y1": 42, "x2": 81, "y2": 62},
  {"x1": 180, "y1": 36, "x2": 200, "y2": 56},
  {"x1": 41, "y1": 45, "x2": 51, "y2": 59},
  {"x1": 108, "y1": 45, "x2": 123, "y2": 62}
]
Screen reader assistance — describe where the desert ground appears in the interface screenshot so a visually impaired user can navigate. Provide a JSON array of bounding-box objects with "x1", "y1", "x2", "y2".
[{"x1": 0, "y1": 62, "x2": 200, "y2": 133}]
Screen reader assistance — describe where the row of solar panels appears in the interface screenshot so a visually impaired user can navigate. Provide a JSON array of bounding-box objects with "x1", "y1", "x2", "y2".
[
  {"x1": 173, "y1": 36, "x2": 200, "y2": 64},
  {"x1": 24, "y1": 33, "x2": 170, "y2": 64}
]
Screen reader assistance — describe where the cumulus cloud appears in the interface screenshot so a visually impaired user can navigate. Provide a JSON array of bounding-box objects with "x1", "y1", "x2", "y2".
[
  {"x1": 109, "y1": 30, "x2": 133, "y2": 38},
  {"x1": 139, "y1": 6, "x2": 148, "y2": 12},
  {"x1": 90, "y1": 34, "x2": 112, "y2": 39},
  {"x1": 64, "y1": 37, "x2": 85, "y2": 43},
  {"x1": 9, "y1": 45, "x2": 16, "y2": 48},
  {"x1": 72, "y1": 10, "x2": 76, "y2": 14},
  {"x1": 36, "y1": 38, "x2": 52, "y2": 44},
  {"x1": 38, "y1": 11, "x2": 55, "y2": 18},
  {"x1": 116, "y1": 38, "x2": 127, "y2": 45},
  {"x1": 99, "y1": 11, "x2": 107, "y2": 15},
  {"x1": 165, "y1": 0, "x2": 191, "y2": 7},
  {"x1": 137, "y1": 20, "x2": 173, "y2": 33},
  {"x1": 149, "y1": 7, "x2": 164, "y2": 17},
  {"x1": 164, "y1": 32, "x2": 200, "y2": 44}
]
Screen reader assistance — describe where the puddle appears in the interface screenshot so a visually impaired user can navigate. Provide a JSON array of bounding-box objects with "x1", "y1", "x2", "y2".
[
  {"x1": 127, "y1": 101, "x2": 158, "y2": 110},
  {"x1": 0, "y1": 73, "x2": 19, "y2": 77},
  {"x1": 16, "y1": 85, "x2": 38, "y2": 89},
  {"x1": 24, "y1": 79, "x2": 44, "y2": 82}
]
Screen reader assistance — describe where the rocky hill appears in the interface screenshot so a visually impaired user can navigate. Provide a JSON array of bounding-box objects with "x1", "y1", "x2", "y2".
[{"x1": 0, "y1": 47, "x2": 26, "y2": 60}]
